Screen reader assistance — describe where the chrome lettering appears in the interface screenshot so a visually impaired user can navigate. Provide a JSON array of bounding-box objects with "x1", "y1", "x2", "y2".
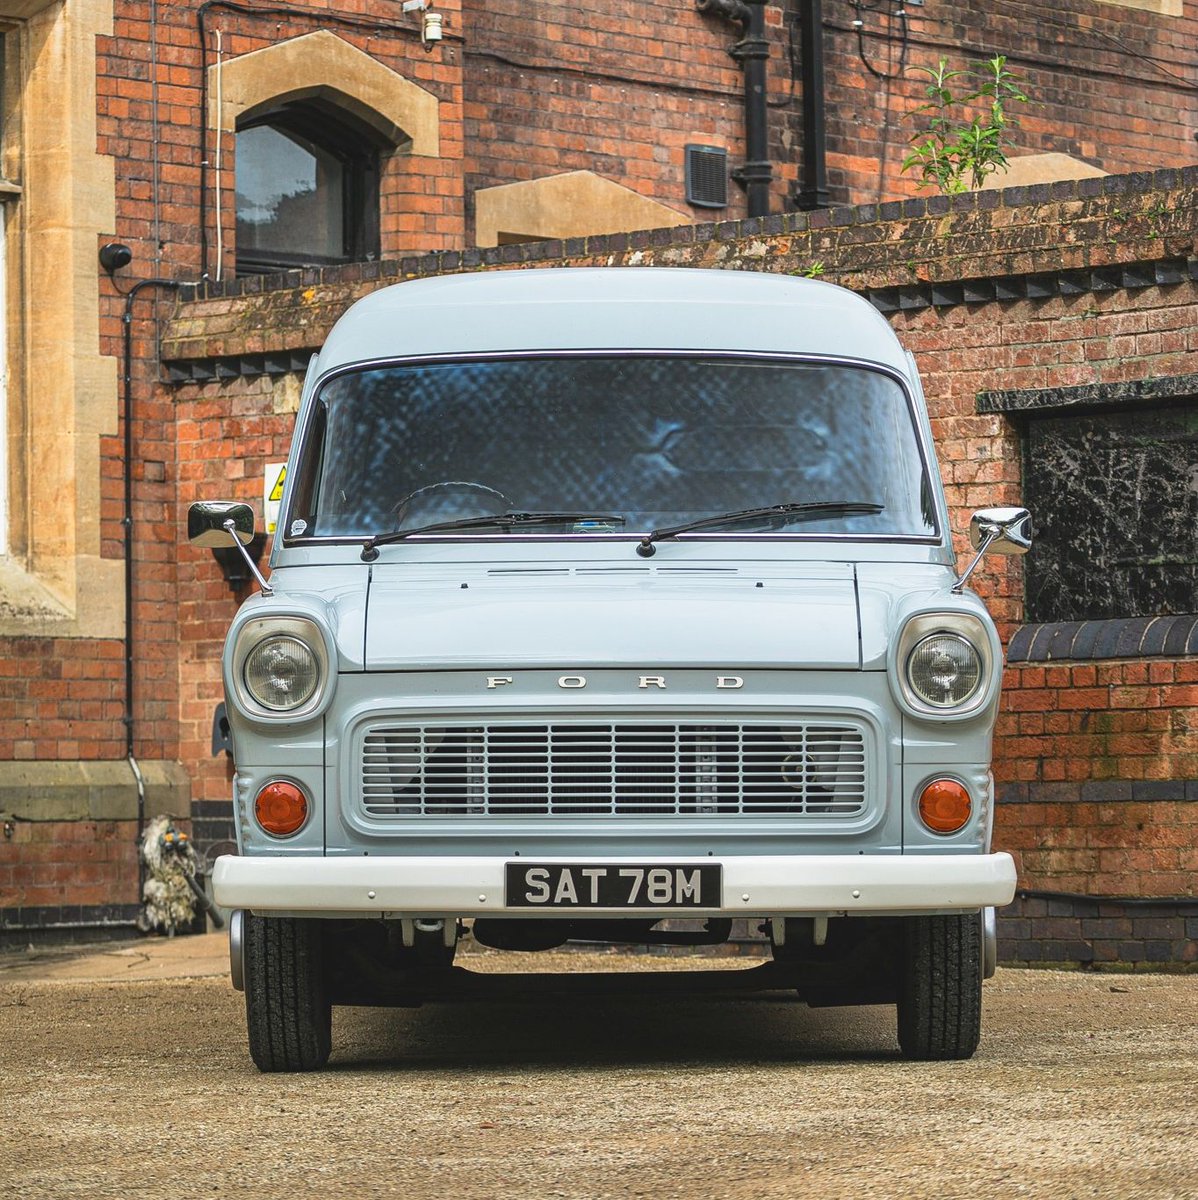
[
  {"x1": 647, "y1": 868, "x2": 673, "y2": 904},
  {"x1": 619, "y1": 867, "x2": 645, "y2": 903},
  {"x1": 638, "y1": 676, "x2": 667, "y2": 689},
  {"x1": 580, "y1": 867, "x2": 605, "y2": 904},
  {"x1": 524, "y1": 867, "x2": 550, "y2": 904},
  {"x1": 486, "y1": 676, "x2": 514, "y2": 689},
  {"x1": 558, "y1": 675, "x2": 587, "y2": 689},
  {"x1": 716, "y1": 675, "x2": 744, "y2": 689}
]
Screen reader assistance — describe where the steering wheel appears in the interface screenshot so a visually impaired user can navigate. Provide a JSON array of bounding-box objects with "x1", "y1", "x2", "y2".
[{"x1": 393, "y1": 481, "x2": 513, "y2": 524}]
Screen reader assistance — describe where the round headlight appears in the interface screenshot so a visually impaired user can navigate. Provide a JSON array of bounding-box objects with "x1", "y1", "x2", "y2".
[
  {"x1": 243, "y1": 635, "x2": 320, "y2": 711},
  {"x1": 906, "y1": 633, "x2": 982, "y2": 709}
]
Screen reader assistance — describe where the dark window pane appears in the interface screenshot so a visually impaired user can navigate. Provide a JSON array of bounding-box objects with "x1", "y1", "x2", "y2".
[
  {"x1": 236, "y1": 124, "x2": 345, "y2": 263},
  {"x1": 1023, "y1": 402, "x2": 1198, "y2": 622},
  {"x1": 290, "y1": 356, "x2": 937, "y2": 540}
]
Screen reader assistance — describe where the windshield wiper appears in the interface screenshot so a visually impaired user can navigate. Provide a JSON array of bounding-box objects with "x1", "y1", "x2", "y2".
[
  {"x1": 361, "y1": 512, "x2": 626, "y2": 561},
  {"x1": 635, "y1": 501, "x2": 885, "y2": 557}
]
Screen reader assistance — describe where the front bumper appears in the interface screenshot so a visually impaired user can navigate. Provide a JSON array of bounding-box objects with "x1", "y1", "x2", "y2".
[{"x1": 213, "y1": 852, "x2": 1017, "y2": 917}]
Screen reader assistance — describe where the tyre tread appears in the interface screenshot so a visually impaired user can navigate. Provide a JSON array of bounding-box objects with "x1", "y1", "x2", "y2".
[
  {"x1": 897, "y1": 913, "x2": 982, "y2": 1061},
  {"x1": 245, "y1": 914, "x2": 332, "y2": 1072}
]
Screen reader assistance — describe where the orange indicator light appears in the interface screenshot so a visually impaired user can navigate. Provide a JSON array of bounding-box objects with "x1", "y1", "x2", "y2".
[
  {"x1": 918, "y1": 779, "x2": 972, "y2": 835},
  {"x1": 255, "y1": 781, "x2": 308, "y2": 837}
]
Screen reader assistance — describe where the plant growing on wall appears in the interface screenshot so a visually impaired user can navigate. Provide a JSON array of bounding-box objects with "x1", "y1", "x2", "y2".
[{"x1": 901, "y1": 56, "x2": 1029, "y2": 195}]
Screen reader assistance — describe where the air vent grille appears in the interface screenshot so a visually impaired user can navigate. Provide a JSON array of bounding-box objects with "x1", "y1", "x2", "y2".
[{"x1": 685, "y1": 144, "x2": 729, "y2": 209}]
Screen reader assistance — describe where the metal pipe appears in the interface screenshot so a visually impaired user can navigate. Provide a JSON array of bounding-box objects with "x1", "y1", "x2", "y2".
[
  {"x1": 120, "y1": 277, "x2": 182, "y2": 894},
  {"x1": 792, "y1": 0, "x2": 830, "y2": 210},
  {"x1": 727, "y1": 0, "x2": 773, "y2": 218},
  {"x1": 697, "y1": 0, "x2": 773, "y2": 218}
]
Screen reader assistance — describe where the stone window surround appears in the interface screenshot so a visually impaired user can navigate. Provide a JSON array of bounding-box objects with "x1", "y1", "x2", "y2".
[
  {"x1": 0, "y1": 0, "x2": 122, "y2": 640},
  {"x1": 208, "y1": 28, "x2": 440, "y2": 275}
]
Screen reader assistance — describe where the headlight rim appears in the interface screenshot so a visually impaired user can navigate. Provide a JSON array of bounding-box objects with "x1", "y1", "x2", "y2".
[
  {"x1": 229, "y1": 615, "x2": 334, "y2": 723},
  {"x1": 892, "y1": 609, "x2": 997, "y2": 721}
]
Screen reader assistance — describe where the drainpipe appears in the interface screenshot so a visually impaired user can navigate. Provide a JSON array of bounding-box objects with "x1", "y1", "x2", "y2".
[
  {"x1": 109, "y1": 259, "x2": 183, "y2": 893},
  {"x1": 696, "y1": 0, "x2": 773, "y2": 218},
  {"x1": 792, "y1": 0, "x2": 830, "y2": 210}
]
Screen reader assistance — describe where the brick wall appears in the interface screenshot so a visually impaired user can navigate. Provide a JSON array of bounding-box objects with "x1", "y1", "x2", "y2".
[
  {"x1": 152, "y1": 167, "x2": 1198, "y2": 968},
  {"x1": 0, "y1": 819, "x2": 142, "y2": 945},
  {"x1": 460, "y1": 0, "x2": 788, "y2": 227},
  {"x1": 458, "y1": 0, "x2": 1198, "y2": 224},
  {"x1": 6, "y1": 0, "x2": 1198, "y2": 947},
  {"x1": 814, "y1": 0, "x2": 1198, "y2": 204}
]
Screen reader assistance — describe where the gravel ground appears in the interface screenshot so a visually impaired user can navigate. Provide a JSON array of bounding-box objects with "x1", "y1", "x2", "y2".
[{"x1": 1, "y1": 935, "x2": 1196, "y2": 1199}]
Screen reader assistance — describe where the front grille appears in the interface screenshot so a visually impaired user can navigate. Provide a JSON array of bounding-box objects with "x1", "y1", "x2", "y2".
[{"x1": 358, "y1": 720, "x2": 869, "y2": 818}]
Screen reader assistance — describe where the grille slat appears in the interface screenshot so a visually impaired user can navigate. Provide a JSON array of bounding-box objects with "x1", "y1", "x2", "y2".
[{"x1": 357, "y1": 720, "x2": 870, "y2": 819}]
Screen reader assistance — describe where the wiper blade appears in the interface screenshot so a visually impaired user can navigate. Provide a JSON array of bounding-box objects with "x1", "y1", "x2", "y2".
[
  {"x1": 635, "y1": 501, "x2": 884, "y2": 557},
  {"x1": 361, "y1": 512, "x2": 626, "y2": 561}
]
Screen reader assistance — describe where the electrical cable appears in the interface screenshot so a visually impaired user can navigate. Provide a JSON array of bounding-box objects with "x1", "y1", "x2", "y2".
[
  {"x1": 851, "y1": 0, "x2": 909, "y2": 82},
  {"x1": 827, "y1": 10, "x2": 1197, "y2": 96},
  {"x1": 465, "y1": 46, "x2": 743, "y2": 103},
  {"x1": 1017, "y1": 888, "x2": 1198, "y2": 911}
]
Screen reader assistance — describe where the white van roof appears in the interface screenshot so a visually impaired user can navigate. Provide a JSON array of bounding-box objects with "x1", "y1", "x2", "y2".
[{"x1": 316, "y1": 267, "x2": 909, "y2": 375}]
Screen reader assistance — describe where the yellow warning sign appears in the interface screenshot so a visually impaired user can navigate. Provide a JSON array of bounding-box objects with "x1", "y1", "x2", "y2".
[{"x1": 264, "y1": 462, "x2": 287, "y2": 535}]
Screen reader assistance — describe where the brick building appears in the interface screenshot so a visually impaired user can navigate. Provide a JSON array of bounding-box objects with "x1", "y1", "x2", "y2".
[{"x1": 0, "y1": 0, "x2": 1196, "y2": 960}]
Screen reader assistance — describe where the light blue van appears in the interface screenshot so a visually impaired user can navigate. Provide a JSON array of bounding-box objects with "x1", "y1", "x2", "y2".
[{"x1": 191, "y1": 268, "x2": 1030, "y2": 1071}]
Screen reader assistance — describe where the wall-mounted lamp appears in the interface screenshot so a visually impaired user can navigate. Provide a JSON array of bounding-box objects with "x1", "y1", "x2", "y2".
[
  {"x1": 210, "y1": 532, "x2": 268, "y2": 593},
  {"x1": 421, "y1": 11, "x2": 443, "y2": 47},
  {"x1": 401, "y1": 0, "x2": 443, "y2": 50},
  {"x1": 100, "y1": 242, "x2": 133, "y2": 274}
]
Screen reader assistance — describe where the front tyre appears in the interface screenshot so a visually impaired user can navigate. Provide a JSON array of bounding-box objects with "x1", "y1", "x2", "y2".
[
  {"x1": 897, "y1": 913, "x2": 982, "y2": 1061},
  {"x1": 244, "y1": 914, "x2": 332, "y2": 1072}
]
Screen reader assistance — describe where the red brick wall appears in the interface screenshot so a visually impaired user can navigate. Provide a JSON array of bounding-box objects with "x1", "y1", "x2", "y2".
[
  {"x1": 461, "y1": 0, "x2": 795, "y2": 226},
  {"x1": 7, "y1": 0, "x2": 1198, "y2": 950},
  {"x1": 176, "y1": 375, "x2": 297, "y2": 819},
  {"x1": 150, "y1": 172, "x2": 1198, "y2": 968},
  {"x1": 1, "y1": 821, "x2": 140, "y2": 912},
  {"x1": 98, "y1": 0, "x2": 467, "y2": 285},
  {"x1": 0, "y1": 640, "x2": 125, "y2": 762},
  {"x1": 816, "y1": 0, "x2": 1198, "y2": 204}
]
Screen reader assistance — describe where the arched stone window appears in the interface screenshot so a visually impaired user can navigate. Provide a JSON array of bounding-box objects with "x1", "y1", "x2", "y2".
[{"x1": 209, "y1": 30, "x2": 440, "y2": 276}]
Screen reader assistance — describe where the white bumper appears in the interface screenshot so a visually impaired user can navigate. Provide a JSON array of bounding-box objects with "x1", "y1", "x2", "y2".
[{"x1": 213, "y1": 852, "x2": 1017, "y2": 917}]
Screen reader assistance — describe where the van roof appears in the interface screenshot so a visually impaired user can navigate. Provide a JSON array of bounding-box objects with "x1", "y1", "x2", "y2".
[{"x1": 316, "y1": 267, "x2": 910, "y2": 375}]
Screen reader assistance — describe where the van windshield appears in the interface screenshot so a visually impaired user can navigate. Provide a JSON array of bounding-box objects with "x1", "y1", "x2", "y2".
[{"x1": 288, "y1": 356, "x2": 937, "y2": 540}]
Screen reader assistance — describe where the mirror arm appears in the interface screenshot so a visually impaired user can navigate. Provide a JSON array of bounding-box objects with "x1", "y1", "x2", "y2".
[
  {"x1": 951, "y1": 527, "x2": 1001, "y2": 595},
  {"x1": 223, "y1": 518, "x2": 274, "y2": 596}
]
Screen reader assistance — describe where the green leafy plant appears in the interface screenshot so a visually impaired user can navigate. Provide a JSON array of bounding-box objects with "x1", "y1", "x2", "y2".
[{"x1": 901, "y1": 56, "x2": 1029, "y2": 195}]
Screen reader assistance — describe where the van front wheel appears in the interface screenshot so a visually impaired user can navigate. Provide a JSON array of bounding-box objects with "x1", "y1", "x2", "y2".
[
  {"x1": 244, "y1": 913, "x2": 332, "y2": 1072},
  {"x1": 896, "y1": 913, "x2": 982, "y2": 1061}
]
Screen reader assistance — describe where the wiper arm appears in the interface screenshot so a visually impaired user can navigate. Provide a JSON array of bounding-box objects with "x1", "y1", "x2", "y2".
[
  {"x1": 635, "y1": 501, "x2": 884, "y2": 557},
  {"x1": 361, "y1": 512, "x2": 626, "y2": 561}
]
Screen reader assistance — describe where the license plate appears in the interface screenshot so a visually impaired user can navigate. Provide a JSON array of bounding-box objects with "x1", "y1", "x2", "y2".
[{"x1": 504, "y1": 863, "x2": 721, "y2": 909}]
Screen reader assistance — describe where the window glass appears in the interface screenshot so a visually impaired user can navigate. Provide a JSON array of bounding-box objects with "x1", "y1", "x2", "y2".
[
  {"x1": 234, "y1": 102, "x2": 379, "y2": 274},
  {"x1": 290, "y1": 356, "x2": 937, "y2": 540},
  {"x1": 236, "y1": 124, "x2": 345, "y2": 263}
]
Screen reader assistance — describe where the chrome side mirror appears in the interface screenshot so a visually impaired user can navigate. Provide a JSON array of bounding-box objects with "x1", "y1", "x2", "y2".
[
  {"x1": 189, "y1": 500, "x2": 255, "y2": 547},
  {"x1": 952, "y1": 506, "x2": 1033, "y2": 594},
  {"x1": 188, "y1": 501, "x2": 273, "y2": 595}
]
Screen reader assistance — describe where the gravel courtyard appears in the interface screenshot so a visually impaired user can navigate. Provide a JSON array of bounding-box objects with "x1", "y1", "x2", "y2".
[{"x1": 1, "y1": 934, "x2": 1195, "y2": 1199}]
